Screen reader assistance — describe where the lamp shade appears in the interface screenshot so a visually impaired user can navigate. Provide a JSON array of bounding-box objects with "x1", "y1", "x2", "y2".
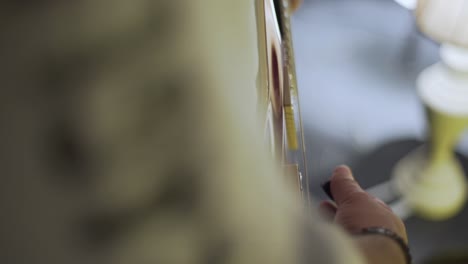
[{"x1": 416, "y1": 0, "x2": 468, "y2": 47}]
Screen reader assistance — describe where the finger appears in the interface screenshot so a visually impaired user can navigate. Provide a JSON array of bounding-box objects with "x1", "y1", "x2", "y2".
[
  {"x1": 319, "y1": 200, "x2": 337, "y2": 221},
  {"x1": 330, "y1": 165, "x2": 365, "y2": 206}
]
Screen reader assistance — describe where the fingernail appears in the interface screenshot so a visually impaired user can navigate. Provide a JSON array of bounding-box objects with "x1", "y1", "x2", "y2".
[{"x1": 333, "y1": 165, "x2": 353, "y2": 180}]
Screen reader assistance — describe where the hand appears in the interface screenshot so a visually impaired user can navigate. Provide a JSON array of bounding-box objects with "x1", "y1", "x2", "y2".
[
  {"x1": 319, "y1": 166, "x2": 407, "y2": 242},
  {"x1": 320, "y1": 166, "x2": 409, "y2": 264}
]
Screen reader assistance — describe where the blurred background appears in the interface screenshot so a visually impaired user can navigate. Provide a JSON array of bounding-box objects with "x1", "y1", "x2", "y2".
[{"x1": 291, "y1": 0, "x2": 468, "y2": 263}]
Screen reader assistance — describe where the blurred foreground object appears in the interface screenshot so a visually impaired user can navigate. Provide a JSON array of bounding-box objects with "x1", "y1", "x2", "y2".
[
  {"x1": 392, "y1": 0, "x2": 468, "y2": 220},
  {"x1": 0, "y1": 1, "x2": 364, "y2": 264}
]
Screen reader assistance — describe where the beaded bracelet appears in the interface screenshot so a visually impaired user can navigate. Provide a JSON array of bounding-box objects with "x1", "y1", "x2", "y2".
[{"x1": 359, "y1": 227, "x2": 412, "y2": 264}]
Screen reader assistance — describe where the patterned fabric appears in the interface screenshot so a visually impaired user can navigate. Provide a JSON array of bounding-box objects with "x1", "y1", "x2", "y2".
[{"x1": 0, "y1": 1, "x2": 365, "y2": 263}]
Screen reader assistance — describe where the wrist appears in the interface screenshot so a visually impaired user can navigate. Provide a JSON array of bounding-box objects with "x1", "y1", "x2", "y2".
[{"x1": 353, "y1": 235, "x2": 408, "y2": 264}]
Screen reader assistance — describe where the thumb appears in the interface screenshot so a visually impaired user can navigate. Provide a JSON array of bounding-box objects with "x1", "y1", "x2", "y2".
[{"x1": 330, "y1": 165, "x2": 365, "y2": 206}]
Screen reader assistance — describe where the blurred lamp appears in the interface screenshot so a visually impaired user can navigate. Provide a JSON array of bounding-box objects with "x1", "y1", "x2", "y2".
[{"x1": 392, "y1": 0, "x2": 468, "y2": 220}]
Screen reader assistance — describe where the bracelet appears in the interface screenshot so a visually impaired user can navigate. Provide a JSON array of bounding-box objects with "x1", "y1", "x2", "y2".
[{"x1": 359, "y1": 227, "x2": 412, "y2": 264}]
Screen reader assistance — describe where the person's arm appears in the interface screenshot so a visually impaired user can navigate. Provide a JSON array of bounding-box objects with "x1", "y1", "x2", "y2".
[
  {"x1": 354, "y1": 234, "x2": 407, "y2": 264},
  {"x1": 320, "y1": 166, "x2": 409, "y2": 264}
]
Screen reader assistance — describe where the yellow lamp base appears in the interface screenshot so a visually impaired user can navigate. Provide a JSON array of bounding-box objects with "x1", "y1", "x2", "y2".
[{"x1": 392, "y1": 147, "x2": 467, "y2": 221}]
